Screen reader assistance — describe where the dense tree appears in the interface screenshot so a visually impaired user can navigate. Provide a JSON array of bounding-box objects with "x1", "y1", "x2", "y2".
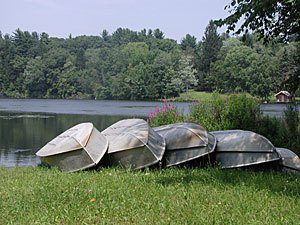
[
  {"x1": 23, "y1": 56, "x2": 47, "y2": 98},
  {"x1": 276, "y1": 42, "x2": 300, "y2": 95},
  {"x1": 101, "y1": 29, "x2": 110, "y2": 42},
  {"x1": 196, "y1": 20, "x2": 222, "y2": 91},
  {"x1": 216, "y1": 0, "x2": 300, "y2": 42},
  {"x1": 180, "y1": 34, "x2": 197, "y2": 53},
  {"x1": 0, "y1": 28, "x2": 298, "y2": 100},
  {"x1": 176, "y1": 55, "x2": 197, "y2": 100},
  {"x1": 153, "y1": 29, "x2": 164, "y2": 39},
  {"x1": 210, "y1": 45, "x2": 278, "y2": 100},
  {"x1": 55, "y1": 60, "x2": 83, "y2": 99},
  {"x1": 111, "y1": 28, "x2": 139, "y2": 46}
]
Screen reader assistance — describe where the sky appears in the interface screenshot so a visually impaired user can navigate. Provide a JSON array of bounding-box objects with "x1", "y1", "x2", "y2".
[{"x1": 1, "y1": 0, "x2": 229, "y2": 42}]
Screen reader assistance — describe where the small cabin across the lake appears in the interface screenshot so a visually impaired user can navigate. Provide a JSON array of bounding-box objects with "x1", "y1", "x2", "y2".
[{"x1": 275, "y1": 91, "x2": 292, "y2": 103}]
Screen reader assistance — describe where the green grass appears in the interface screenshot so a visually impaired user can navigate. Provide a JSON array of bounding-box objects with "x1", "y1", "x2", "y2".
[
  {"x1": 1, "y1": 167, "x2": 299, "y2": 225},
  {"x1": 175, "y1": 91, "x2": 300, "y2": 103},
  {"x1": 174, "y1": 91, "x2": 252, "y2": 102},
  {"x1": 174, "y1": 90, "x2": 219, "y2": 102}
]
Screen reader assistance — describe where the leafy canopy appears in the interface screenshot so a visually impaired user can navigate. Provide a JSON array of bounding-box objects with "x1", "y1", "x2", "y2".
[{"x1": 216, "y1": 0, "x2": 300, "y2": 42}]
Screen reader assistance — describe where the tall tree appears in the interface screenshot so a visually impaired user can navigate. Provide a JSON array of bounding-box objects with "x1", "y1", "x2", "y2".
[
  {"x1": 153, "y1": 29, "x2": 164, "y2": 39},
  {"x1": 101, "y1": 29, "x2": 110, "y2": 42},
  {"x1": 216, "y1": 0, "x2": 300, "y2": 42},
  {"x1": 210, "y1": 45, "x2": 278, "y2": 100},
  {"x1": 23, "y1": 56, "x2": 47, "y2": 98},
  {"x1": 176, "y1": 55, "x2": 197, "y2": 100},
  {"x1": 180, "y1": 34, "x2": 197, "y2": 54},
  {"x1": 276, "y1": 42, "x2": 300, "y2": 95},
  {"x1": 196, "y1": 20, "x2": 222, "y2": 91}
]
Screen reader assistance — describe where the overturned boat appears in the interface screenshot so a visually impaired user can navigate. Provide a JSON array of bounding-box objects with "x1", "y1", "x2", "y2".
[
  {"x1": 36, "y1": 123, "x2": 108, "y2": 172},
  {"x1": 276, "y1": 148, "x2": 300, "y2": 172},
  {"x1": 154, "y1": 123, "x2": 216, "y2": 167},
  {"x1": 102, "y1": 119, "x2": 165, "y2": 170},
  {"x1": 211, "y1": 130, "x2": 281, "y2": 168}
]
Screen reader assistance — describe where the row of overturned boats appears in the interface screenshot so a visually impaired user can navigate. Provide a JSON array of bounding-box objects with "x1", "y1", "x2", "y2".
[{"x1": 36, "y1": 119, "x2": 300, "y2": 173}]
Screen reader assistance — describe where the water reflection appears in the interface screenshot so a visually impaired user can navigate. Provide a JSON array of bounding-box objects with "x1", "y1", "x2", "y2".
[{"x1": 0, "y1": 112, "x2": 130, "y2": 167}]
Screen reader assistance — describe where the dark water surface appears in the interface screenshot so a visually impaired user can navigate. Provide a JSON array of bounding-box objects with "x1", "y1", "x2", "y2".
[
  {"x1": 0, "y1": 99, "x2": 190, "y2": 116},
  {"x1": 0, "y1": 99, "x2": 297, "y2": 168},
  {"x1": 260, "y1": 103, "x2": 299, "y2": 117},
  {"x1": 0, "y1": 113, "x2": 128, "y2": 167}
]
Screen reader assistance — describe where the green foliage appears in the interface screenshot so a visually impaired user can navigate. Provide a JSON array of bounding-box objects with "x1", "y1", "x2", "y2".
[
  {"x1": 256, "y1": 104, "x2": 300, "y2": 153},
  {"x1": 216, "y1": 0, "x2": 300, "y2": 42},
  {"x1": 226, "y1": 94, "x2": 261, "y2": 129},
  {"x1": 196, "y1": 20, "x2": 222, "y2": 91},
  {"x1": 189, "y1": 93, "x2": 230, "y2": 131},
  {"x1": 0, "y1": 28, "x2": 298, "y2": 100},
  {"x1": 180, "y1": 34, "x2": 197, "y2": 54},
  {"x1": 282, "y1": 104, "x2": 300, "y2": 151},
  {"x1": 0, "y1": 167, "x2": 299, "y2": 224},
  {"x1": 276, "y1": 42, "x2": 300, "y2": 95},
  {"x1": 175, "y1": 55, "x2": 197, "y2": 100},
  {"x1": 174, "y1": 90, "x2": 228, "y2": 102},
  {"x1": 189, "y1": 93, "x2": 260, "y2": 131},
  {"x1": 210, "y1": 44, "x2": 279, "y2": 100},
  {"x1": 153, "y1": 28, "x2": 164, "y2": 39},
  {"x1": 185, "y1": 93, "x2": 300, "y2": 154}
]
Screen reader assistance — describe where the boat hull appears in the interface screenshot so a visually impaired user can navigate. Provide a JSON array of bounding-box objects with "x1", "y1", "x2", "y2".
[
  {"x1": 276, "y1": 147, "x2": 300, "y2": 172},
  {"x1": 212, "y1": 130, "x2": 281, "y2": 168},
  {"x1": 154, "y1": 123, "x2": 216, "y2": 167},
  {"x1": 103, "y1": 119, "x2": 165, "y2": 170},
  {"x1": 36, "y1": 123, "x2": 108, "y2": 172}
]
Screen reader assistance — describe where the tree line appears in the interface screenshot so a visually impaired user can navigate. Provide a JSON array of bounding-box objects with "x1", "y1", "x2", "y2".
[{"x1": 0, "y1": 22, "x2": 299, "y2": 100}]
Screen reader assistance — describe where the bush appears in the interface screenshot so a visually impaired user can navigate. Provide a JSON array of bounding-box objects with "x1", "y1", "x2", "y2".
[
  {"x1": 189, "y1": 93, "x2": 260, "y2": 131},
  {"x1": 256, "y1": 104, "x2": 300, "y2": 154},
  {"x1": 226, "y1": 94, "x2": 260, "y2": 130},
  {"x1": 188, "y1": 93, "x2": 229, "y2": 130},
  {"x1": 147, "y1": 100, "x2": 184, "y2": 127},
  {"x1": 255, "y1": 116, "x2": 287, "y2": 149}
]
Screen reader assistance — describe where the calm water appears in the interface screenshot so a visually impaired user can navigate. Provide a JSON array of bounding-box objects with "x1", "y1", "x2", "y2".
[
  {"x1": 0, "y1": 99, "x2": 190, "y2": 116},
  {"x1": 0, "y1": 113, "x2": 129, "y2": 167},
  {"x1": 0, "y1": 99, "x2": 297, "y2": 168},
  {"x1": 260, "y1": 103, "x2": 299, "y2": 117}
]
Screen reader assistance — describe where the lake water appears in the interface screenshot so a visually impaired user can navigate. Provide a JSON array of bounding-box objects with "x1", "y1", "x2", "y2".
[{"x1": 0, "y1": 99, "x2": 297, "y2": 168}]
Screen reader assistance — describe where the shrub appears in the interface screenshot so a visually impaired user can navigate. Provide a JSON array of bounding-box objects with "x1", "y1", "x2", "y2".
[
  {"x1": 255, "y1": 116, "x2": 287, "y2": 149},
  {"x1": 189, "y1": 93, "x2": 260, "y2": 131},
  {"x1": 226, "y1": 94, "x2": 260, "y2": 130},
  {"x1": 188, "y1": 93, "x2": 230, "y2": 130},
  {"x1": 255, "y1": 108, "x2": 300, "y2": 155},
  {"x1": 147, "y1": 100, "x2": 184, "y2": 127}
]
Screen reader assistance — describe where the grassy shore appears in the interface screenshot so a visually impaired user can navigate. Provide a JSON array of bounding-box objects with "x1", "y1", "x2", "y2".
[
  {"x1": 174, "y1": 90, "x2": 300, "y2": 103},
  {"x1": 174, "y1": 91, "x2": 247, "y2": 102},
  {"x1": 1, "y1": 167, "x2": 299, "y2": 225}
]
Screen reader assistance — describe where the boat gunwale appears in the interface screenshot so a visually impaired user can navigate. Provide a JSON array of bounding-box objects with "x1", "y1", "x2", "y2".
[
  {"x1": 217, "y1": 157, "x2": 281, "y2": 169},
  {"x1": 165, "y1": 147, "x2": 214, "y2": 167}
]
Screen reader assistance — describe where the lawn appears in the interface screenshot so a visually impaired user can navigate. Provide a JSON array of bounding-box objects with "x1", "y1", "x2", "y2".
[
  {"x1": 175, "y1": 91, "x2": 300, "y2": 103},
  {"x1": 174, "y1": 91, "x2": 249, "y2": 102},
  {"x1": 1, "y1": 167, "x2": 299, "y2": 225}
]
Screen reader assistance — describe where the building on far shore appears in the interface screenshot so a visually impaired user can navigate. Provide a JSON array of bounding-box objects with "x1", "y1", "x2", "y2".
[{"x1": 275, "y1": 91, "x2": 292, "y2": 103}]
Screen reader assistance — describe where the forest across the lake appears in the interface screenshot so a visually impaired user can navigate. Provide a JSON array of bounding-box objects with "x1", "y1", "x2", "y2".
[{"x1": 0, "y1": 21, "x2": 299, "y2": 101}]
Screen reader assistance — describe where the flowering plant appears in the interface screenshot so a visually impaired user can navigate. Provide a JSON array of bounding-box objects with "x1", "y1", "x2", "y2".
[{"x1": 147, "y1": 100, "x2": 184, "y2": 127}]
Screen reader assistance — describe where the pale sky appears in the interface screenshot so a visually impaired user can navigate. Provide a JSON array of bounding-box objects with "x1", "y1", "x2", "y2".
[{"x1": 1, "y1": 0, "x2": 229, "y2": 42}]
